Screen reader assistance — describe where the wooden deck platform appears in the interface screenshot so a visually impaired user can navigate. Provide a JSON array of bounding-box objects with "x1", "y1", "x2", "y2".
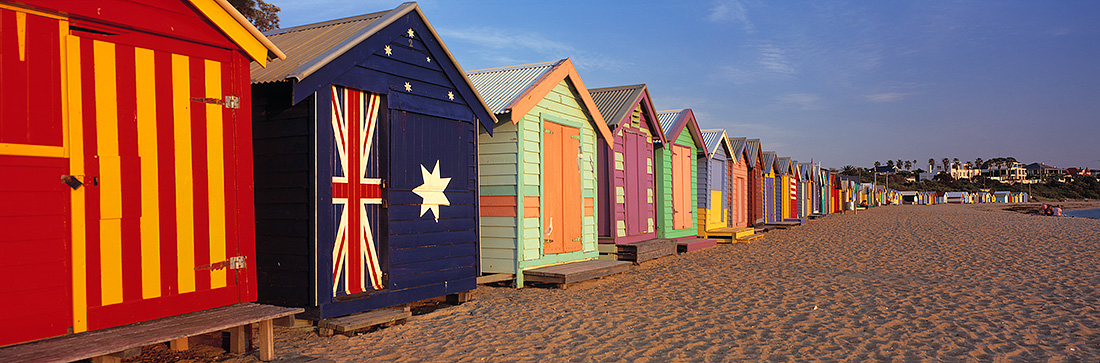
[
  {"x1": 735, "y1": 233, "x2": 765, "y2": 242},
  {"x1": 523, "y1": 259, "x2": 632, "y2": 287},
  {"x1": 318, "y1": 306, "x2": 411, "y2": 337},
  {"x1": 476, "y1": 273, "x2": 515, "y2": 285},
  {"x1": 617, "y1": 238, "x2": 677, "y2": 262},
  {"x1": 701, "y1": 226, "x2": 755, "y2": 242},
  {"x1": 0, "y1": 303, "x2": 302, "y2": 363},
  {"x1": 676, "y1": 238, "x2": 717, "y2": 253}
]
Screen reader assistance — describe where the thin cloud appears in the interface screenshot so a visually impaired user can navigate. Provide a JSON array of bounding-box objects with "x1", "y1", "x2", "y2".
[
  {"x1": 707, "y1": 0, "x2": 754, "y2": 32},
  {"x1": 777, "y1": 93, "x2": 824, "y2": 110},
  {"x1": 757, "y1": 43, "x2": 796, "y2": 75},
  {"x1": 441, "y1": 26, "x2": 630, "y2": 71},
  {"x1": 864, "y1": 92, "x2": 910, "y2": 102}
]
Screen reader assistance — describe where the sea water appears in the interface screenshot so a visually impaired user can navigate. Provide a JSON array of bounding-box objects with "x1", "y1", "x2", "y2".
[{"x1": 1063, "y1": 208, "x2": 1100, "y2": 219}]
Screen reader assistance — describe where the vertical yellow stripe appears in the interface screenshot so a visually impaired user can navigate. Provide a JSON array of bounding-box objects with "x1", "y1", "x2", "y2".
[
  {"x1": 93, "y1": 40, "x2": 123, "y2": 306},
  {"x1": 16, "y1": 12, "x2": 25, "y2": 61},
  {"x1": 172, "y1": 54, "x2": 196, "y2": 294},
  {"x1": 135, "y1": 47, "x2": 161, "y2": 299},
  {"x1": 66, "y1": 33, "x2": 88, "y2": 333},
  {"x1": 204, "y1": 59, "x2": 227, "y2": 289}
]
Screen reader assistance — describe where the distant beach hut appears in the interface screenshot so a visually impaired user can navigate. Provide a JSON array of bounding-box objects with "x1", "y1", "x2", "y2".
[
  {"x1": 777, "y1": 157, "x2": 802, "y2": 221},
  {"x1": 900, "y1": 191, "x2": 919, "y2": 205},
  {"x1": 745, "y1": 139, "x2": 765, "y2": 225},
  {"x1": 587, "y1": 84, "x2": 664, "y2": 245},
  {"x1": 946, "y1": 191, "x2": 970, "y2": 204},
  {"x1": 762, "y1": 151, "x2": 779, "y2": 223},
  {"x1": 994, "y1": 191, "x2": 1011, "y2": 203},
  {"x1": 249, "y1": 4, "x2": 496, "y2": 318},
  {"x1": 466, "y1": 59, "x2": 617, "y2": 285},
  {"x1": 727, "y1": 137, "x2": 751, "y2": 228},
  {"x1": 655, "y1": 109, "x2": 708, "y2": 240}
]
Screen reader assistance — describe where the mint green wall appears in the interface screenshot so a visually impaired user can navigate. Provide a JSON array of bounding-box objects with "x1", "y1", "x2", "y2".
[
  {"x1": 655, "y1": 127, "x2": 699, "y2": 239},
  {"x1": 477, "y1": 79, "x2": 600, "y2": 286}
]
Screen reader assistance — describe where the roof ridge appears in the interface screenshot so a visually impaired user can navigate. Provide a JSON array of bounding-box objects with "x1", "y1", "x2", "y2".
[
  {"x1": 589, "y1": 84, "x2": 646, "y2": 93},
  {"x1": 466, "y1": 59, "x2": 562, "y2": 75},
  {"x1": 264, "y1": 11, "x2": 388, "y2": 36}
]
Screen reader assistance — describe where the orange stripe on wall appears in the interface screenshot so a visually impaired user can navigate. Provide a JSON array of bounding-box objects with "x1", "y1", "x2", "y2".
[
  {"x1": 204, "y1": 59, "x2": 227, "y2": 289},
  {"x1": 524, "y1": 196, "x2": 540, "y2": 218},
  {"x1": 65, "y1": 32, "x2": 88, "y2": 333},
  {"x1": 171, "y1": 53, "x2": 196, "y2": 294},
  {"x1": 584, "y1": 197, "x2": 594, "y2": 217},
  {"x1": 480, "y1": 195, "x2": 516, "y2": 217}
]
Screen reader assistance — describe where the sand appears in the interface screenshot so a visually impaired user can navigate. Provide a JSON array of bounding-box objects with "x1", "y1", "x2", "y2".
[{"x1": 146, "y1": 204, "x2": 1100, "y2": 362}]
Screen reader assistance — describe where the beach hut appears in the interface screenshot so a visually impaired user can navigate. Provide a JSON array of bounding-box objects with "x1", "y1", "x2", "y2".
[
  {"x1": 994, "y1": 191, "x2": 1011, "y2": 203},
  {"x1": 0, "y1": 0, "x2": 302, "y2": 355},
  {"x1": 467, "y1": 59, "x2": 620, "y2": 285},
  {"x1": 727, "y1": 137, "x2": 751, "y2": 228},
  {"x1": 761, "y1": 151, "x2": 779, "y2": 223},
  {"x1": 777, "y1": 157, "x2": 804, "y2": 223},
  {"x1": 249, "y1": 4, "x2": 496, "y2": 319},
  {"x1": 587, "y1": 85, "x2": 664, "y2": 246},
  {"x1": 946, "y1": 192, "x2": 969, "y2": 204},
  {"x1": 744, "y1": 139, "x2": 765, "y2": 225},
  {"x1": 900, "y1": 191, "x2": 919, "y2": 205},
  {"x1": 655, "y1": 109, "x2": 710, "y2": 242},
  {"x1": 693, "y1": 131, "x2": 752, "y2": 242}
]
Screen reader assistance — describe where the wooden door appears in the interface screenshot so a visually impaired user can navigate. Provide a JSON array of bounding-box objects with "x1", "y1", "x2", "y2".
[
  {"x1": 671, "y1": 144, "x2": 692, "y2": 230},
  {"x1": 0, "y1": 7, "x2": 71, "y2": 345},
  {"x1": 68, "y1": 26, "x2": 245, "y2": 331},
  {"x1": 624, "y1": 131, "x2": 645, "y2": 235},
  {"x1": 543, "y1": 122, "x2": 582, "y2": 254}
]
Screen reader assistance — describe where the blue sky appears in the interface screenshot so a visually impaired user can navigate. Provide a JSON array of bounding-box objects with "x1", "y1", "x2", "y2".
[{"x1": 272, "y1": 1, "x2": 1100, "y2": 171}]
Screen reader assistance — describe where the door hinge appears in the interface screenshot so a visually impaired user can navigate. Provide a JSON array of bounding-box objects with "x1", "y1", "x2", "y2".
[{"x1": 194, "y1": 256, "x2": 247, "y2": 271}]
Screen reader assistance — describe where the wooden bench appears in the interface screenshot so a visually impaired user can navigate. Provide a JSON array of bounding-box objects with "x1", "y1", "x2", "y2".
[
  {"x1": 676, "y1": 238, "x2": 717, "y2": 253},
  {"x1": 735, "y1": 233, "x2": 764, "y2": 242},
  {"x1": 317, "y1": 306, "x2": 412, "y2": 337},
  {"x1": 524, "y1": 259, "x2": 632, "y2": 288},
  {"x1": 0, "y1": 303, "x2": 302, "y2": 363}
]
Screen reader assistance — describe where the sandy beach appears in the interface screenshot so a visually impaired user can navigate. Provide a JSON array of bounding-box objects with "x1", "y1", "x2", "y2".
[{"x1": 143, "y1": 204, "x2": 1100, "y2": 362}]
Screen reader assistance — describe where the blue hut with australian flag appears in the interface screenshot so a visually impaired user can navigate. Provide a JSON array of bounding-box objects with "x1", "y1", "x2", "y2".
[{"x1": 249, "y1": 3, "x2": 496, "y2": 320}]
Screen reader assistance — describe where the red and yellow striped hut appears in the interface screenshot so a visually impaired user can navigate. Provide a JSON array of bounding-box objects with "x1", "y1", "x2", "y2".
[{"x1": 0, "y1": 0, "x2": 282, "y2": 347}]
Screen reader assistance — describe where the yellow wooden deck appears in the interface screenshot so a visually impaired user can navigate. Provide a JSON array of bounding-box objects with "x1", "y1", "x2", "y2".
[{"x1": 700, "y1": 226, "x2": 755, "y2": 242}]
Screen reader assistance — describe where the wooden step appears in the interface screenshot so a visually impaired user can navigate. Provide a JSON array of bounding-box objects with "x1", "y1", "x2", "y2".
[
  {"x1": 476, "y1": 273, "x2": 514, "y2": 285},
  {"x1": 317, "y1": 307, "x2": 411, "y2": 337},
  {"x1": 735, "y1": 233, "x2": 764, "y2": 242},
  {"x1": 524, "y1": 259, "x2": 633, "y2": 288},
  {"x1": 0, "y1": 303, "x2": 302, "y2": 363},
  {"x1": 617, "y1": 238, "x2": 677, "y2": 263},
  {"x1": 676, "y1": 238, "x2": 717, "y2": 253},
  {"x1": 702, "y1": 227, "x2": 755, "y2": 239}
]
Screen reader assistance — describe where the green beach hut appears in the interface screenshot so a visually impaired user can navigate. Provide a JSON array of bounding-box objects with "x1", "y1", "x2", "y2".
[
  {"x1": 467, "y1": 59, "x2": 620, "y2": 287},
  {"x1": 655, "y1": 109, "x2": 708, "y2": 242}
]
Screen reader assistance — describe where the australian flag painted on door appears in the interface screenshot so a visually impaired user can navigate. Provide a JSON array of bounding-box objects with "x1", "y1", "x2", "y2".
[
  {"x1": 249, "y1": 3, "x2": 497, "y2": 320},
  {"x1": 330, "y1": 87, "x2": 385, "y2": 297}
]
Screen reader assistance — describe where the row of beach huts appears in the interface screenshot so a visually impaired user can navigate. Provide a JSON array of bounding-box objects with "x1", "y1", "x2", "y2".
[{"x1": 0, "y1": 1, "x2": 1027, "y2": 361}]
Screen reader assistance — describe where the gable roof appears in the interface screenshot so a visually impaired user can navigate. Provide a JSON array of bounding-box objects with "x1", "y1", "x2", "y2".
[
  {"x1": 727, "y1": 137, "x2": 747, "y2": 164},
  {"x1": 744, "y1": 139, "x2": 761, "y2": 168},
  {"x1": 249, "y1": 2, "x2": 496, "y2": 129},
  {"x1": 777, "y1": 157, "x2": 794, "y2": 177},
  {"x1": 589, "y1": 84, "x2": 666, "y2": 144},
  {"x1": 467, "y1": 58, "x2": 614, "y2": 147},
  {"x1": 655, "y1": 109, "x2": 706, "y2": 150},
  {"x1": 762, "y1": 151, "x2": 777, "y2": 174},
  {"x1": 699, "y1": 129, "x2": 736, "y2": 162},
  {"x1": 190, "y1": 0, "x2": 285, "y2": 66}
]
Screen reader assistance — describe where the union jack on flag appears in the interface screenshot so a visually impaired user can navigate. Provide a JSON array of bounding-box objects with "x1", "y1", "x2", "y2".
[{"x1": 331, "y1": 86, "x2": 384, "y2": 296}]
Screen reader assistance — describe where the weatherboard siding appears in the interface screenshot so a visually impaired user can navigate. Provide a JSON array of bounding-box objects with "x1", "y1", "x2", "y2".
[
  {"x1": 656, "y1": 129, "x2": 698, "y2": 239},
  {"x1": 478, "y1": 120, "x2": 519, "y2": 274}
]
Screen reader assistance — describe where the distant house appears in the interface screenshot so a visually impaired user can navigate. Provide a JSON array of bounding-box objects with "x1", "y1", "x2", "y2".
[
  {"x1": 1026, "y1": 162, "x2": 1064, "y2": 179},
  {"x1": 872, "y1": 165, "x2": 898, "y2": 174}
]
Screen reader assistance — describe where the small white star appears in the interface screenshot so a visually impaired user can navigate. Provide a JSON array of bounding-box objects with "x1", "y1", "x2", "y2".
[
  {"x1": 407, "y1": 28, "x2": 415, "y2": 38},
  {"x1": 426, "y1": 56, "x2": 431, "y2": 63},
  {"x1": 384, "y1": 45, "x2": 392, "y2": 56},
  {"x1": 412, "y1": 160, "x2": 451, "y2": 222},
  {"x1": 447, "y1": 91, "x2": 454, "y2": 101},
  {"x1": 404, "y1": 82, "x2": 412, "y2": 92}
]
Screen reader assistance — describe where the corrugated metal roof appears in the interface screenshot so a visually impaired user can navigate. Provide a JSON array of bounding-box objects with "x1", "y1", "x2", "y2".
[
  {"x1": 745, "y1": 139, "x2": 761, "y2": 168},
  {"x1": 251, "y1": 11, "x2": 389, "y2": 83},
  {"x1": 778, "y1": 157, "x2": 792, "y2": 175},
  {"x1": 728, "y1": 137, "x2": 746, "y2": 164},
  {"x1": 466, "y1": 60, "x2": 560, "y2": 114},
  {"x1": 656, "y1": 109, "x2": 684, "y2": 137},
  {"x1": 700, "y1": 129, "x2": 723, "y2": 158},
  {"x1": 589, "y1": 85, "x2": 645, "y2": 127},
  {"x1": 763, "y1": 151, "x2": 777, "y2": 174}
]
